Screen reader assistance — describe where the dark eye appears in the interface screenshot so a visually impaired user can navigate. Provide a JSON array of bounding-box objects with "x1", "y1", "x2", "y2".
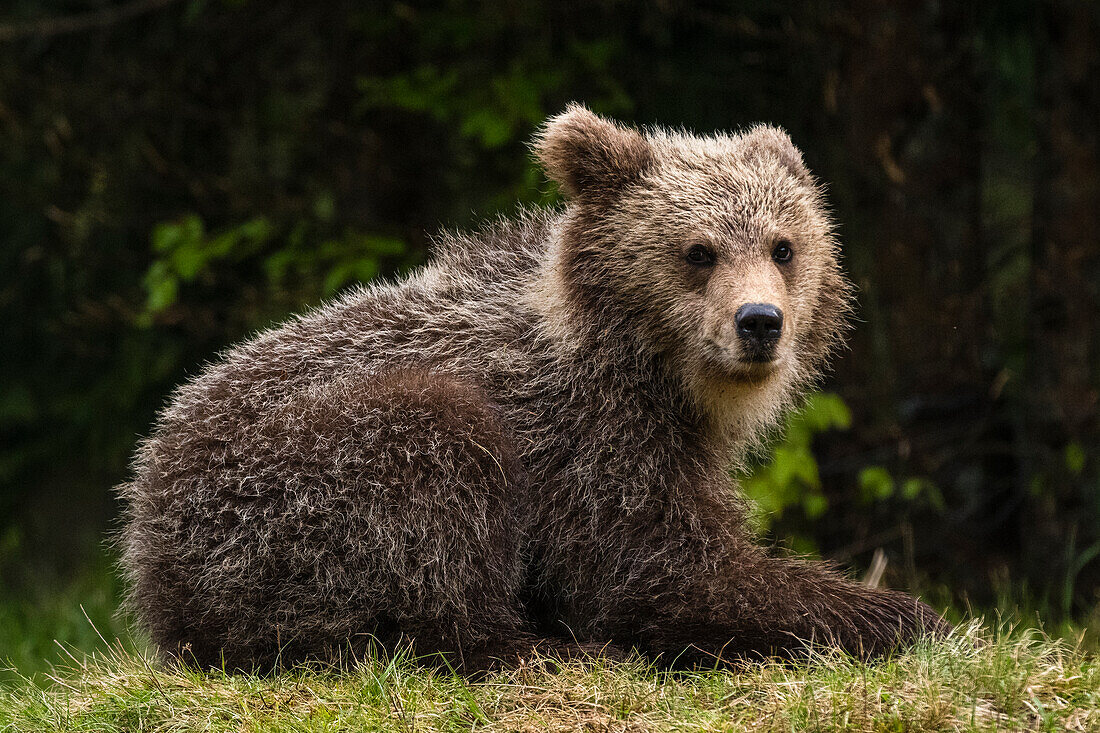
[
  {"x1": 685, "y1": 244, "x2": 716, "y2": 267},
  {"x1": 772, "y1": 240, "x2": 793, "y2": 263}
]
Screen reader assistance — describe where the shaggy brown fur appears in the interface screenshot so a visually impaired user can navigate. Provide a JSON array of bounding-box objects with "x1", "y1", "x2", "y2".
[{"x1": 118, "y1": 104, "x2": 947, "y2": 671}]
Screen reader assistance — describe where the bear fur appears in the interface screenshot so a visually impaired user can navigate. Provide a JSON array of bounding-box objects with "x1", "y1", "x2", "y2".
[{"x1": 118, "y1": 105, "x2": 947, "y2": 671}]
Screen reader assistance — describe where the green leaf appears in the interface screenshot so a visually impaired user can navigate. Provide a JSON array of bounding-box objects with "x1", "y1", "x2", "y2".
[
  {"x1": 151, "y1": 215, "x2": 203, "y2": 254},
  {"x1": 799, "y1": 392, "x2": 853, "y2": 432},
  {"x1": 461, "y1": 108, "x2": 514, "y2": 148},
  {"x1": 312, "y1": 193, "x2": 336, "y2": 223},
  {"x1": 802, "y1": 493, "x2": 828, "y2": 519},
  {"x1": 237, "y1": 217, "x2": 274, "y2": 243},
  {"x1": 859, "y1": 466, "x2": 895, "y2": 503},
  {"x1": 1065, "y1": 442, "x2": 1086, "y2": 476},
  {"x1": 142, "y1": 260, "x2": 179, "y2": 314},
  {"x1": 901, "y1": 477, "x2": 924, "y2": 500}
]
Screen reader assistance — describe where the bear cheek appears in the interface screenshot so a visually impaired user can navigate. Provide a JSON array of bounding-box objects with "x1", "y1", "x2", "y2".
[
  {"x1": 783, "y1": 258, "x2": 827, "y2": 346},
  {"x1": 696, "y1": 277, "x2": 739, "y2": 346}
]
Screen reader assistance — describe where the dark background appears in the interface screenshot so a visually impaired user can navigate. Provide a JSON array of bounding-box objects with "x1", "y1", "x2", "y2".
[{"x1": 1, "y1": 0, "x2": 1098, "y2": 667}]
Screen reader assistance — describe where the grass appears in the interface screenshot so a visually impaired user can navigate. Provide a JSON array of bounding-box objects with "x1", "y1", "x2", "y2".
[
  {"x1": 3, "y1": 560, "x2": 1099, "y2": 730},
  {"x1": 2, "y1": 621, "x2": 1100, "y2": 732},
  {"x1": 0, "y1": 561, "x2": 129, "y2": 685}
]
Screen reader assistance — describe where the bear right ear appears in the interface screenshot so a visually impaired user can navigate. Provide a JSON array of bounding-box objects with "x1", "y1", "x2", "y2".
[
  {"x1": 739, "y1": 125, "x2": 814, "y2": 185},
  {"x1": 532, "y1": 104, "x2": 653, "y2": 200}
]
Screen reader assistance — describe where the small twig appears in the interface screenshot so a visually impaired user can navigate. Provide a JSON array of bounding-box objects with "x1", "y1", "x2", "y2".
[
  {"x1": 862, "y1": 547, "x2": 888, "y2": 588},
  {"x1": 0, "y1": 0, "x2": 184, "y2": 42}
]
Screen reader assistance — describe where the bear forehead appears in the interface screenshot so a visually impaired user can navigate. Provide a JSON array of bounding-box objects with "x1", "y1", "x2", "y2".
[
  {"x1": 641, "y1": 129, "x2": 813, "y2": 201},
  {"x1": 631, "y1": 161, "x2": 817, "y2": 235},
  {"x1": 649, "y1": 124, "x2": 797, "y2": 163}
]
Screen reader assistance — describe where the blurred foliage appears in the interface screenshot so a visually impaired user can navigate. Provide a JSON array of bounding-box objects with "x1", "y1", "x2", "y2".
[
  {"x1": 141, "y1": 211, "x2": 407, "y2": 321},
  {"x1": 0, "y1": 544, "x2": 131, "y2": 683},
  {"x1": 744, "y1": 392, "x2": 946, "y2": 556},
  {"x1": 0, "y1": 0, "x2": 1098, "y2": 638},
  {"x1": 744, "y1": 392, "x2": 853, "y2": 535}
]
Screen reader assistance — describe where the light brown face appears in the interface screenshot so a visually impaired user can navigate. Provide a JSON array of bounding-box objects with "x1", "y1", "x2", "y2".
[
  {"x1": 604, "y1": 134, "x2": 840, "y2": 396},
  {"x1": 534, "y1": 106, "x2": 851, "y2": 420},
  {"x1": 679, "y1": 229, "x2": 798, "y2": 382}
]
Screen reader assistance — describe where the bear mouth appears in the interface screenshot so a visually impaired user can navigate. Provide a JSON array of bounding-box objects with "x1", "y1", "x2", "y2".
[{"x1": 702, "y1": 340, "x2": 781, "y2": 381}]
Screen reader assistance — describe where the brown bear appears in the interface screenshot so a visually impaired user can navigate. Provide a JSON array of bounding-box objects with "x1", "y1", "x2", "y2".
[{"x1": 118, "y1": 104, "x2": 947, "y2": 671}]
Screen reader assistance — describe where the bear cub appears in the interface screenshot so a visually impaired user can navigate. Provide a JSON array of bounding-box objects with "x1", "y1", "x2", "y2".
[{"x1": 119, "y1": 104, "x2": 947, "y2": 670}]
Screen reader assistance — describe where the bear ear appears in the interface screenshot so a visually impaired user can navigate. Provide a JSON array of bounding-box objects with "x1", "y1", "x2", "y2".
[
  {"x1": 532, "y1": 104, "x2": 653, "y2": 200},
  {"x1": 740, "y1": 125, "x2": 813, "y2": 184}
]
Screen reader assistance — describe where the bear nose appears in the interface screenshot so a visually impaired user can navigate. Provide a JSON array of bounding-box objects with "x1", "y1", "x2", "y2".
[{"x1": 735, "y1": 303, "x2": 784, "y2": 345}]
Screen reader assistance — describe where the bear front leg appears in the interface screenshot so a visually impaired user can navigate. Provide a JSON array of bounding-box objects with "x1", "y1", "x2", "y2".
[{"x1": 623, "y1": 540, "x2": 948, "y2": 665}]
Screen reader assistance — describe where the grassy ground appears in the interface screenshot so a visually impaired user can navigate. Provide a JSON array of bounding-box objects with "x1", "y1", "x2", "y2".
[
  {"x1": 2, "y1": 621, "x2": 1099, "y2": 732},
  {"x1": 3, "y1": 561, "x2": 1099, "y2": 730},
  {"x1": 0, "y1": 562, "x2": 128, "y2": 685}
]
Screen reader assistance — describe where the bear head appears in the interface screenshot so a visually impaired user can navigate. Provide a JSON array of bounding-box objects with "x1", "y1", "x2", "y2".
[{"x1": 533, "y1": 104, "x2": 853, "y2": 445}]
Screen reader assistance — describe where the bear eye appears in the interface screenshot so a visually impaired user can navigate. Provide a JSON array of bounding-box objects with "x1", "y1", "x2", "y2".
[
  {"x1": 772, "y1": 240, "x2": 794, "y2": 263},
  {"x1": 685, "y1": 243, "x2": 716, "y2": 267}
]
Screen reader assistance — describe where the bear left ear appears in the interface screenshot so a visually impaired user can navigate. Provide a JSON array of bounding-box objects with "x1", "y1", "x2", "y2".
[{"x1": 532, "y1": 103, "x2": 653, "y2": 200}]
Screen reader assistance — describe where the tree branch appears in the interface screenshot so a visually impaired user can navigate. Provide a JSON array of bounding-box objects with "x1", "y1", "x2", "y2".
[{"x1": 0, "y1": 0, "x2": 185, "y2": 42}]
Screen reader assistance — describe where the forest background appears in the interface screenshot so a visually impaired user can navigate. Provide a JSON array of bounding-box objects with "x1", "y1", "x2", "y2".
[{"x1": 1, "y1": 0, "x2": 1098, "y2": 675}]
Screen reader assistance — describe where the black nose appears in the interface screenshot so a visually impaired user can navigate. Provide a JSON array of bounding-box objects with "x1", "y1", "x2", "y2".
[{"x1": 735, "y1": 303, "x2": 784, "y2": 345}]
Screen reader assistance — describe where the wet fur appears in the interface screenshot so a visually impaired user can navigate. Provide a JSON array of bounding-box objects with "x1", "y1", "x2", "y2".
[{"x1": 119, "y1": 105, "x2": 946, "y2": 671}]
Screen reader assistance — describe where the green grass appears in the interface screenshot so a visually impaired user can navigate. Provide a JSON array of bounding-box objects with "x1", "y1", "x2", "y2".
[
  {"x1": 0, "y1": 563, "x2": 129, "y2": 685},
  {"x1": 3, "y1": 562, "x2": 1099, "y2": 730},
  {"x1": 2, "y1": 621, "x2": 1099, "y2": 732}
]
